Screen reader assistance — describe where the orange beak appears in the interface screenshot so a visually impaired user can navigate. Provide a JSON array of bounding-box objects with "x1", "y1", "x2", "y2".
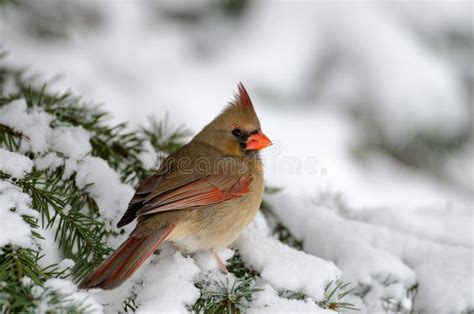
[{"x1": 246, "y1": 131, "x2": 272, "y2": 151}]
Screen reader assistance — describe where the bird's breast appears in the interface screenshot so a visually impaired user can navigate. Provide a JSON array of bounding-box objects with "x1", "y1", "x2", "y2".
[{"x1": 170, "y1": 173, "x2": 264, "y2": 253}]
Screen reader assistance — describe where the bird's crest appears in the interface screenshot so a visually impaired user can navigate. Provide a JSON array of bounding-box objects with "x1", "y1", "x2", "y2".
[{"x1": 232, "y1": 82, "x2": 254, "y2": 109}]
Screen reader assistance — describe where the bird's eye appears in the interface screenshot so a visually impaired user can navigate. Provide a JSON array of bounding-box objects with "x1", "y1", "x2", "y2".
[{"x1": 232, "y1": 128, "x2": 242, "y2": 137}]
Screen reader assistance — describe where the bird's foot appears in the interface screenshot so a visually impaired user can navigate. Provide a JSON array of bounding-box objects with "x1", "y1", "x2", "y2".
[{"x1": 212, "y1": 251, "x2": 229, "y2": 274}]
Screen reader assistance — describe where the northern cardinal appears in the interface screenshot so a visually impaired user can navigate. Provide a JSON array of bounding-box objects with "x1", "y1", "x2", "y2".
[{"x1": 79, "y1": 83, "x2": 272, "y2": 290}]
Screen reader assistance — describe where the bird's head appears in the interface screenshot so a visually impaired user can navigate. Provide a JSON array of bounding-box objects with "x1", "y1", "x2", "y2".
[{"x1": 194, "y1": 83, "x2": 272, "y2": 157}]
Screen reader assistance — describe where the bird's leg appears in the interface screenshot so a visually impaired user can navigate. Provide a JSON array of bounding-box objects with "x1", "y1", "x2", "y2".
[{"x1": 212, "y1": 251, "x2": 229, "y2": 274}]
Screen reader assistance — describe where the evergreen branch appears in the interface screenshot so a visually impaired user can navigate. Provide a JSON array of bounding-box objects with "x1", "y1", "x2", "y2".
[
  {"x1": 319, "y1": 280, "x2": 359, "y2": 311},
  {"x1": 1, "y1": 170, "x2": 113, "y2": 281},
  {"x1": 0, "y1": 62, "x2": 189, "y2": 312},
  {"x1": 279, "y1": 280, "x2": 359, "y2": 312},
  {"x1": 0, "y1": 124, "x2": 23, "y2": 151},
  {"x1": 142, "y1": 115, "x2": 191, "y2": 155},
  {"x1": 227, "y1": 251, "x2": 259, "y2": 279},
  {"x1": 0, "y1": 247, "x2": 44, "y2": 284},
  {"x1": 122, "y1": 294, "x2": 138, "y2": 313},
  {"x1": 0, "y1": 278, "x2": 92, "y2": 313},
  {"x1": 190, "y1": 250, "x2": 262, "y2": 313},
  {"x1": 192, "y1": 276, "x2": 260, "y2": 314},
  {"x1": 0, "y1": 246, "x2": 87, "y2": 313}
]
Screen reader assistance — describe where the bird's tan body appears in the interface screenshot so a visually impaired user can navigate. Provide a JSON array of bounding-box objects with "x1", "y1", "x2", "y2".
[{"x1": 132, "y1": 142, "x2": 264, "y2": 253}]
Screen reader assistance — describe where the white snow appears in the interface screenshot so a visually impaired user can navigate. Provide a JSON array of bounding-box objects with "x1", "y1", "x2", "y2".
[
  {"x1": 75, "y1": 156, "x2": 135, "y2": 224},
  {"x1": 1, "y1": 74, "x2": 19, "y2": 95},
  {"x1": 36, "y1": 226, "x2": 63, "y2": 268},
  {"x1": 0, "y1": 202, "x2": 31, "y2": 247},
  {"x1": 0, "y1": 181, "x2": 35, "y2": 248},
  {"x1": 135, "y1": 250, "x2": 201, "y2": 313},
  {"x1": 137, "y1": 140, "x2": 158, "y2": 169},
  {"x1": 62, "y1": 158, "x2": 78, "y2": 180},
  {"x1": 235, "y1": 223, "x2": 340, "y2": 302},
  {"x1": 0, "y1": 99, "x2": 53, "y2": 153},
  {"x1": 88, "y1": 270, "x2": 138, "y2": 313},
  {"x1": 34, "y1": 152, "x2": 64, "y2": 171},
  {"x1": 193, "y1": 248, "x2": 234, "y2": 272},
  {"x1": 43, "y1": 278, "x2": 103, "y2": 313},
  {"x1": 0, "y1": 148, "x2": 33, "y2": 178},
  {"x1": 0, "y1": 99, "x2": 91, "y2": 160},
  {"x1": 57, "y1": 258, "x2": 75, "y2": 270},
  {"x1": 249, "y1": 284, "x2": 332, "y2": 314},
  {"x1": 50, "y1": 126, "x2": 91, "y2": 160},
  {"x1": 268, "y1": 192, "x2": 473, "y2": 313},
  {"x1": 21, "y1": 276, "x2": 34, "y2": 287},
  {"x1": 316, "y1": 3, "x2": 468, "y2": 143}
]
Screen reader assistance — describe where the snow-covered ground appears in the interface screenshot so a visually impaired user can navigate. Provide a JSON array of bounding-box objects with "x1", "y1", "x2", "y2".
[{"x1": 1, "y1": 1, "x2": 473, "y2": 312}]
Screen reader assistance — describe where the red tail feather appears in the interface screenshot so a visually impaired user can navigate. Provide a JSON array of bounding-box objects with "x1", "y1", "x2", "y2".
[{"x1": 79, "y1": 225, "x2": 175, "y2": 290}]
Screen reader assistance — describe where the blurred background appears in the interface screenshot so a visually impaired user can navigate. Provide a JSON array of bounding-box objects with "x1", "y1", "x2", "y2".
[{"x1": 1, "y1": 1, "x2": 472, "y2": 244}]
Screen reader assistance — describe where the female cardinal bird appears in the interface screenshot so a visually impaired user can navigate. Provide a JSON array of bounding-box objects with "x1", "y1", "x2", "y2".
[{"x1": 79, "y1": 83, "x2": 272, "y2": 290}]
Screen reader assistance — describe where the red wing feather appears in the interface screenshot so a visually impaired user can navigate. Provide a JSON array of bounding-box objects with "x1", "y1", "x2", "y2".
[{"x1": 137, "y1": 174, "x2": 253, "y2": 216}]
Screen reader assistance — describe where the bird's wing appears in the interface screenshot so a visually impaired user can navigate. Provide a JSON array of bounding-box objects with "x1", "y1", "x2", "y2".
[
  {"x1": 137, "y1": 173, "x2": 252, "y2": 215},
  {"x1": 117, "y1": 155, "x2": 252, "y2": 227}
]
